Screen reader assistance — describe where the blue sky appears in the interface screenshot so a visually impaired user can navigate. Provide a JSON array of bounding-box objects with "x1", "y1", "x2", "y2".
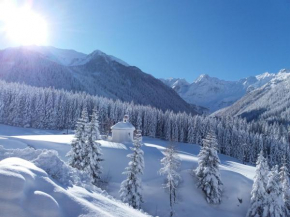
[{"x1": 1, "y1": 0, "x2": 290, "y2": 81}]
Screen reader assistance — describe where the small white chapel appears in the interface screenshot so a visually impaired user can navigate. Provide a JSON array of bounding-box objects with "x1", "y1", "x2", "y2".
[{"x1": 111, "y1": 115, "x2": 135, "y2": 143}]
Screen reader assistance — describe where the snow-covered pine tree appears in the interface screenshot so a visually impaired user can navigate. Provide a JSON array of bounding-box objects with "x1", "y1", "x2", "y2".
[
  {"x1": 119, "y1": 130, "x2": 144, "y2": 209},
  {"x1": 187, "y1": 117, "x2": 195, "y2": 143},
  {"x1": 85, "y1": 108, "x2": 103, "y2": 186},
  {"x1": 263, "y1": 165, "x2": 286, "y2": 217},
  {"x1": 195, "y1": 130, "x2": 223, "y2": 204},
  {"x1": 247, "y1": 150, "x2": 269, "y2": 217},
  {"x1": 159, "y1": 143, "x2": 181, "y2": 217},
  {"x1": 67, "y1": 107, "x2": 89, "y2": 170},
  {"x1": 280, "y1": 160, "x2": 290, "y2": 215},
  {"x1": 0, "y1": 78, "x2": 290, "y2": 169},
  {"x1": 136, "y1": 112, "x2": 142, "y2": 131},
  {"x1": 164, "y1": 111, "x2": 172, "y2": 141}
]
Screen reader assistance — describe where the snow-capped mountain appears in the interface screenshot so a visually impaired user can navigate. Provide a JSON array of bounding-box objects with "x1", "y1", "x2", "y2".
[
  {"x1": 69, "y1": 49, "x2": 130, "y2": 67},
  {"x1": 161, "y1": 71, "x2": 280, "y2": 112},
  {"x1": 0, "y1": 46, "x2": 194, "y2": 114},
  {"x1": 160, "y1": 78, "x2": 189, "y2": 92},
  {"x1": 213, "y1": 69, "x2": 290, "y2": 123},
  {"x1": 23, "y1": 45, "x2": 130, "y2": 67},
  {"x1": 24, "y1": 45, "x2": 87, "y2": 66}
]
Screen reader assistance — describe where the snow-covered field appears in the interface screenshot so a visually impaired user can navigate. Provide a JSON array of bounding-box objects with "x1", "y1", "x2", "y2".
[{"x1": 0, "y1": 124, "x2": 255, "y2": 217}]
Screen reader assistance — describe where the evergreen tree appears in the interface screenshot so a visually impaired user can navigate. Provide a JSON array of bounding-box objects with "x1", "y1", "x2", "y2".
[
  {"x1": 119, "y1": 130, "x2": 144, "y2": 209},
  {"x1": 44, "y1": 91, "x2": 55, "y2": 129},
  {"x1": 247, "y1": 150, "x2": 269, "y2": 217},
  {"x1": 187, "y1": 118, "x2": 195, "y2": 143},
  {"x1": 85, "y1": 108, "x2": 103, "y2": 186},
  {"x1": 159, "y1": 143, "x2": 181, "y2": 217},
  {"x1": 195, "y1": 130, "x2": 223, "y2": 204},
  {"x1": 67, "y1": 108, "x2": 89, "y2": 170},
  {"x1": 0, "y1": 78, "x2": 290, "y2": 170},
  {"x1": 164, "y1": 111, "x2": 172, "y2": 141},
  {"x1": 280, "y1": 160, "x2": 290, "y2": 215},
  {"x1": 263, "y1": 165, "x2": 285, "y2": 217},
  {"x1": 136, "y1": 112, "x2": 143, "y2": 131}
]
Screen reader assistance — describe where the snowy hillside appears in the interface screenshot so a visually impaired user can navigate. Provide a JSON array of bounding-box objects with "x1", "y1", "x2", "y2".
[
  {"x1": 0, "y1": 124, "x2": 255, "y2": 217},
  {"x1": 0, "y1": 46, "x2": 194, "y2": 113},
  {"x1": 213, "y1": 69, "x2": 290, "y2": 123},
  {"x1": 161, "y1": 71, "x2": 284, "y2": 112}
]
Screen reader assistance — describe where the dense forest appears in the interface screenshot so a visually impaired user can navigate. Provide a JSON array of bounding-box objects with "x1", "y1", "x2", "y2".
[{"x1": 0, "y1": 80, "x2": 289, "y2": 169}]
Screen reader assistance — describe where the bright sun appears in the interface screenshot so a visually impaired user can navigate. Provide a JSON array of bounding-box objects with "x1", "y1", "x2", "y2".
[{"x1": 0, "y1": 2, "x2": 48, "y2": 46}]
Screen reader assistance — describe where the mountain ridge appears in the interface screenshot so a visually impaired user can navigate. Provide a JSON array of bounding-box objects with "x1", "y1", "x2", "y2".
[
  {"x1": 0, "y1": 46, "x2": 195, "y2": 114},
  {"x1": 212, "y1": 69, "x2": 290, "y2": 123},
  {"x1": 161, "y1": 70, "x2": 289, "y2": 112}
]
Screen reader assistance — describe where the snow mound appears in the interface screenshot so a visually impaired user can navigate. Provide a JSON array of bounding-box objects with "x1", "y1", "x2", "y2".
[
  {"x1": 0, "y1": 157, "x2": 149, "y2": 217},
  {"x1": 0, "y1": 146, "x2": 91, "y2": 187},
  {"x1": 26, "y1": 191, "x2": 60, "y2": 217},
  {"x1": 0, "y1": 158, "x2": 60, "y2": 217},
  {"x1": 0, "y1": 168, "x2": 25, "y2": 199}
]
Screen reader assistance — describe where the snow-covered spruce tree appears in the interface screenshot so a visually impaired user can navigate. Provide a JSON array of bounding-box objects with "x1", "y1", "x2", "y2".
[
  {"x1": 85, "y1": 108, "x2": 103, "y2": 186},
  {"x1": 195, "y1": 130, "x2": 223, "y2": 204},
  {"x1": 247, "y1": 150, "x2": 269, "y2": 217},
  {"x1": 280, "y1": 160, "x2": 290, "y2": 215},
  {"x1": 159, "y1": 143, "x2": 181, "y2": 217},
  {"x1": 119, "y1": 130, "x2": 144, "y2": 209},
  {"x1": 263, "y1": 165, "x2": 286, "y2": 217},
  {"x1": 67, "y1": 107, "x2": 89, "y2": 170}
]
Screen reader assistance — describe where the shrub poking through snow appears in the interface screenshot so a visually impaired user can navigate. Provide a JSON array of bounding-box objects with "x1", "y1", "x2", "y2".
[
  {"x1": 195, "y1": 130, "x2": 223, "y2": 204},
  {"x1": 120, "y1": 130, "x2": 144, "y2": 209},
  {"x1": 159, "y1": 143, "x2": 181, "y2": 217}
]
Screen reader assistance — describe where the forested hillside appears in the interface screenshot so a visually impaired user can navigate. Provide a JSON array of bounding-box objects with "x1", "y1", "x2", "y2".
[{"x1": 0, "y1": 79, "x2": 289, "y2": 169}]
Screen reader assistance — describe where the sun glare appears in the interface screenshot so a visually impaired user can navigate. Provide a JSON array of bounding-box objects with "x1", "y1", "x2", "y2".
[{"x1": 0, "y1": 2, "x2": 48, "y2": 46}]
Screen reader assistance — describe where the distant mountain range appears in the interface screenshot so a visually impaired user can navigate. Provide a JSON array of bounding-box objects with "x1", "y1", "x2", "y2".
[
  {"x1": 2, "y1": 45, "x2": 289, "y2": 120},
  {"x1": 213, "y1": 69, "x2": 290, "y2": 123},
  {"x1": 161, "y1": 70, "x2": 288, "y2": 112},
  {"x1": 0, "y1": 46, "x2": 195, "y2": 114}
]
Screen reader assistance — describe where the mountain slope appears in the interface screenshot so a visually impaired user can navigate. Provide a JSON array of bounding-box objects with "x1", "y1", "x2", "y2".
[
  {"x1": 213, "y1": 69, "x2": 290, "y2": 123},
  {"x1": 25, "y1": 45, "x2": 87, "y2": 66},
  {"x1": 0, "y1": 46, "x2": 194, "y2": 113},
  {"x1": 161, "y1": 72, "x2": 278, "y2": 112}
]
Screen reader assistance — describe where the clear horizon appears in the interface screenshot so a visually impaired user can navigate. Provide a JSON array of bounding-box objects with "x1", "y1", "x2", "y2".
[{"x1": 0, "y1": 0, "x2": 289, "y2": 82}]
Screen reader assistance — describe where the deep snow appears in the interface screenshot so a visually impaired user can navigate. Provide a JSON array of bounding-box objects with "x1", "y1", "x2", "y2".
[
  {"x1": 0, "y1": 124, "x2": 255, "y2": 217},
  {"x1": 0, "y1": 157, "x2": 149, "y2": 217}
]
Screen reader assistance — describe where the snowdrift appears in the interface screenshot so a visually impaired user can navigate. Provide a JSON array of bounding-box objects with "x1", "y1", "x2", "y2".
[{"x1": 0, "y1": 157, "x2": 149, "y2": 217}]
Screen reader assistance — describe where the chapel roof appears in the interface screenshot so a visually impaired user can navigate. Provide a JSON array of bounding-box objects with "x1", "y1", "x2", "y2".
[{"x1": 111, "y1": 121, "x2": 135, "y2": 130}]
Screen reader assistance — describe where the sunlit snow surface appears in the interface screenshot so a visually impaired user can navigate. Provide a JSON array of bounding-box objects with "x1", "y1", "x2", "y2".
[
  {"x1": 0, "y1": 157, "x2": 149, "y2": 217},
  {"x1": 0, "y1": 124, "x2": 255, "y2": 217}
]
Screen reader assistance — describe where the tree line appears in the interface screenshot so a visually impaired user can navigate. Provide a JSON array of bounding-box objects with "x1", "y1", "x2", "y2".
[{"x1": 0, "y1": 80, "x2": 289, "y2": 169}]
